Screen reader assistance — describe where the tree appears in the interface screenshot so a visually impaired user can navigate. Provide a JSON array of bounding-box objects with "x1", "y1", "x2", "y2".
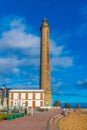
[
  {"x1": 65, "y1": 103, "x2": 70, "y2": 108},
  {"x1": 55, "y1": 100, "x2": 61, "y2": 107},
  {"x1": 76, "y1": 104, "x2": 80, "y2": 108}
]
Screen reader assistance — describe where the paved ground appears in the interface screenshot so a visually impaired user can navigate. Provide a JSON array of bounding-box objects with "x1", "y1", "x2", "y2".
[{"x1": 0, "y1": 108, "x2": 62, "y2": 130}]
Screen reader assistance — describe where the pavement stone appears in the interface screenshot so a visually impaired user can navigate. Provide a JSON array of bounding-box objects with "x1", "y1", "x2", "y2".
[{"x1": 0, "y1": 108, "x2": 62, "y2": 130}]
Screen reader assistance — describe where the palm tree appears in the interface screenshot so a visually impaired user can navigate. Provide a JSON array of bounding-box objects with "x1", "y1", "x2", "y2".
[
  {"x1": 55, "y1": 100, "x2": 61, "y2": 107},
  {"x1": 65, "y1": 103, "x2": 70, "y2": 108},
  {"x1": 76, "y1": 104, "x2": 80, "y2": 108}
]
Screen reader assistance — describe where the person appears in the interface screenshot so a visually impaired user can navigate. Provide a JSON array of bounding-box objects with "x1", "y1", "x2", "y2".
[
  {"x1": 25, "y1": 108, "x2": 27, "y2": 114},
  {"x1": 62, "y1": 108, "x2": 65, "y2": 116}
]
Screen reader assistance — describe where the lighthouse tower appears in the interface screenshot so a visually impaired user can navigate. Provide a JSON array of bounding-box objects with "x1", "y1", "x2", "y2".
[{"x1": 40, "y1": 18, "x2": 52, "y2": 106}]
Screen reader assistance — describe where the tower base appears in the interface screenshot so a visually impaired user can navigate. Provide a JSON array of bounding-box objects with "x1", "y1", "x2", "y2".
[{"x1": 44, "y1": 91, "x2": 52, "y2": 106}]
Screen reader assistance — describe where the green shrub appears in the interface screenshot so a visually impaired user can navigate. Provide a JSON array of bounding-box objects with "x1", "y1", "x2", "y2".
[
  {"x1": 6, "y1": 116, "x2": 13, "y2": 120},
  {"x1": 0, "y1": 113, "x2": 25, "y2": 121}
]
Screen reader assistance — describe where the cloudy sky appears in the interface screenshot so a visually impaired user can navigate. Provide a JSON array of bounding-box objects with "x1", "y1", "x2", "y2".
[{"x1": 0, "y1": 0, "x2": 87, "y2": 104}]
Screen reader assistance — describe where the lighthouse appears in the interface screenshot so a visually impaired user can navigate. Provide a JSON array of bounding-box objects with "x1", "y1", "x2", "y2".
[{"x1": 40, "y1": 18, "x2": 52, "y2": 106}]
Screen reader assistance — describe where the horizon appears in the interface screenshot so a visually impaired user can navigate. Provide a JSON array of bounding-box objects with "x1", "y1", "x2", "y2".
[{"x1": 0, "y1": 0, "x2": 87, "y2": 105}]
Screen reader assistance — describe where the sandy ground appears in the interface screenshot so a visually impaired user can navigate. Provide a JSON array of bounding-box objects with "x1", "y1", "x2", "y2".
[{"x1": 57, "y1": 111, "x2": 87, "y2": 130}]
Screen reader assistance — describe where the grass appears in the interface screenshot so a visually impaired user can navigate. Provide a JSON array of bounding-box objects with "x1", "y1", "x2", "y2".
[
  {"x1": 0, "y1": 113, "x2": 25, "y2": 121},
  {"x1": 0, "y1": 113, "x2": 11, "y2": 120}
]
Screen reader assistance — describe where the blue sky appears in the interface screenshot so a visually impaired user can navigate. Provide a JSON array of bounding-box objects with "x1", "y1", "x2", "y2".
[{"x1": 0, "y1": 0, "x2": 87, "y2": 104}]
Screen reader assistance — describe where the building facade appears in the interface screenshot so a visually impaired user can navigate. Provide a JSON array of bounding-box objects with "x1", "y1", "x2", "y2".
[
  {"x1": 0, "y1": 86, "x2": 6, "y2": 98},
  {"x1": 9, "y1": 90, "x2": 44, "y2": 108},
  {"x1": 40, "y1": 18, "x2": 52, "y2": 106},
  {"x1": 0, "y1": 85, "x2": 8, "y2": 109}
]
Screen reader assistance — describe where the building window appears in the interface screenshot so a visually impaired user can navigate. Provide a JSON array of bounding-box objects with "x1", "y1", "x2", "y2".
[
  {"x1": 28, "y1": 101, "x2": 32, "y2": 107},
  {"x1": 28, "y1": 93, "x2": 32, "y2": 99},
  {"x1": 21, "y1": 100, "x2": 25, "y2": 107},
  {"x1": 14, "y1": 93, "x2": 18, "y2": 99},
  {"x1": 36, "y1": 101, "x2": 40, "y2": 107},
  {"x1": 35, "y1": 93, "x2": 40, "y2": 99},
  {"x1": 21, "y1": 93, "x2": 25, "y2": 99},
  {"x1": 13, "y1": 100, "x2": 18, "y2": 106}
]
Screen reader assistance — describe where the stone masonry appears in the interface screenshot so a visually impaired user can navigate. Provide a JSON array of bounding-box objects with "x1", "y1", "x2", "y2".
[{"x1": 40, "y1": 18, "x2": 52, "y2": 106}]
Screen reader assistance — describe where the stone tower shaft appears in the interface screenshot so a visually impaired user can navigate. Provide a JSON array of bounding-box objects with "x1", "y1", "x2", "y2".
[{"x1": 40, "y1": 18, "x2": 51, "y2": 106}]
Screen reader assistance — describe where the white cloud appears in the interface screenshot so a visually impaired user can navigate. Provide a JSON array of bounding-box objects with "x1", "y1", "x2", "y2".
[
  {"x1": 0, "y1": 28, "x2": 40, "y2": 50},
  {"x1": 76, "y1": 23, "x2": 87, "y2": 37},
  {"x1": 10, "y1": 18, "x2": 26, "y2": 30},
  {"x1": 77, "y1": 81, "x2": 83, "y2": 85},
  {"x1": 0, "y1": 57, "x2": 22, "y2": 74},
  {"x1": 77, "y1": 79, "x2": 87, "y2": 85},
  {"x1": 56, "y1": 81, "x2": 63, "y2": 87},
  {"x1": 12, "y1": 68, "x2": 20, "y2": 75},
  {"x1": 51, "y1": 56, "x2": 73, "y2": 68},
  {"x1": 77, "y1": 79, "x2": 87, "y2": 89},
  {"x1": 18, "y1": 58, "x2": 40, "y2": 66},
  {"x1": 81, "y1": 4, "x2": 87, "y2": 19},
  {"x1": 50, "y1": 40, "x2": 64, "y2": 56},
  {"x1": 0, "y1": 57, "x2": 18, "y2": 67},
  {"x1": 50, "y1": 39, "x2": 73, "y2": 68},
  {"x1": 0, "y1": 78, "x2": 11, "y2": 83},
  {"x1": 0, "y1": 16, "x2": 74, "y2": 77},
  {"x1": 0, "y1": 57, "x2": 40, "y2": 74}
]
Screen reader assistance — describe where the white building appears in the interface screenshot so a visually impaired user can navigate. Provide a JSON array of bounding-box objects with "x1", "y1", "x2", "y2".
[{"x1": 9, "y1": 90, "x2": 44, "y2": 108}]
